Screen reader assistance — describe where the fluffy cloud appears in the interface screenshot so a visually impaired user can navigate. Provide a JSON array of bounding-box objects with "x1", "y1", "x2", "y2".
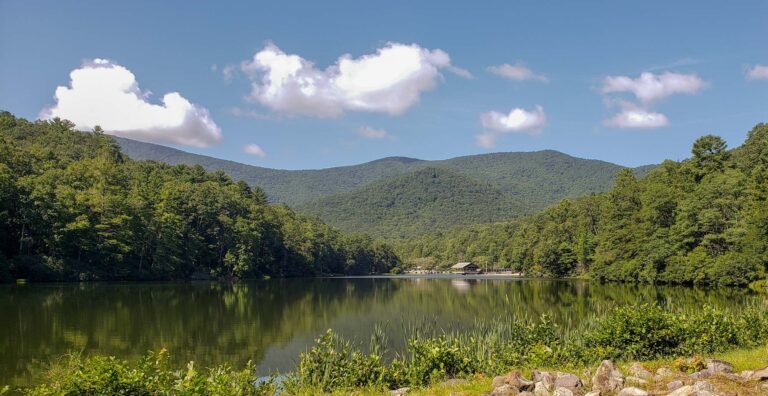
[
  {"x1": 601, "y1": 72, "x2": 706, "y2": 104},
  {"x1": 604, "y1": 108, "x2": 669, "y2": 129},
  {"x1": 40, "y1": 59, "x2": 221, "y2": 147},
  {"x1": 746, "y1": 65, "x2": 768, "y2": 81},
  {"x1": 243, "y1": 143, "x2": 266, "y2": 157},
  {"x1": 476, "y1": 106, "x2": 546, "y2": 148},
  {"x1": 601, "y1": 71, "x2": 706, "y2": 129},
  {"x1": 357, "y1": 126, "x2": 392, "y2": 139},
  {"x1": 240, "y1": 43, "x2": 467, "y2": 117},
  {"x1": 487, "y1": 63, "x2": 548, "y2": 82}
]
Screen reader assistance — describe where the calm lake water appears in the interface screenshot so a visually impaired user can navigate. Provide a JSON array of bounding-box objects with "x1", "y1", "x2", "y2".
[{"x1": 0, "y1": 276, "x2": 763, "y2": 386}]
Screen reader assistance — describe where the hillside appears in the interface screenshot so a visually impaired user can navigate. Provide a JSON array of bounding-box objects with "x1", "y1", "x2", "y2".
[
  {"x1": 115, "y1": 137, "x2": 643, "y2": 210},
  {"x1": 297, "y1": 167, "x2": 530, "y2": 238}
]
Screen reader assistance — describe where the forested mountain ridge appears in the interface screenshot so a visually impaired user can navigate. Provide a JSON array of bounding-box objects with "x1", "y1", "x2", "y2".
[
  {"x1": 298, "y1": 167, "x2": 531, "y2": 238},
  {"x1": 0, "y1": 112, "x2": 400, "y2": 282},
  {"x1": 115, "y1": 136, "x2": 649, "y2": 210},
  {"x1": 396, "y1": 123, "x2": 768, "y2": 286}
]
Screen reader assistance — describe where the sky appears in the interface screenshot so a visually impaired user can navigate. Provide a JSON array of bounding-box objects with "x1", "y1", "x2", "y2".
[{"x1": 1, "y1": 0, "x2": 767, "y2": 170}]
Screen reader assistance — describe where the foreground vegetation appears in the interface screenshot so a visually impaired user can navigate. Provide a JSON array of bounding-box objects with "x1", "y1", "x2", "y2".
[
  {"x1": 398, "y1": 123, "x2": 768, "y2": 286},
  {"x1": 0, "y1": 112, "x2": 399, "y2": 282},
  {"x1": 10, "y1": 303, "x2": 768, "y2": 394}
]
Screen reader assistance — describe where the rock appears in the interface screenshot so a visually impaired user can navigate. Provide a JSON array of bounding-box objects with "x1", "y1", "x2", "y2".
[
  {"x1": 705, "y1": 359, "x2": 733, "y2": 374},
  {"x1": 390, "y1": 387, "x2": 410, "y2": 395},
  {"x1": 739, "y1": 370, "x2": 754, "y2": 380},
  {"x1": 667, "y1": 385, "x2": 694, "y2": 396},
  {"x1": 492, "y1": 371, "x2": 534, "y2": 392},
  {"x1": 624, "y1": 375, "x2": 648, "y2": 385},
  {"x1": 617, "y1": 387, "x2": 648, "y2": 396},
  {"x1": 552, "y1": 388, "x2": 574, "y2": 396},
  {"x1": 628, "y1": 363, "x2": 652, "y2": 380},
  {"x1": 667, "y1": 380, "x2": 685, "y2": 391},
  {"x1": 519, "y1": 392, "x2": 534, "y2": 396},
  {"x1": 591, "y1": 360, "x2": 624, "y2": 393},
  {"x1": 441, "y1": 379, "x2": 469, "y2": 387},
  {"x1": 751, "y1": 367, "x2": 768, "y2": 381},
  {"x1": 533, "y1": 371, "x2": 556, "y2": 391},
  {"x1": 689, "y1": 369, "x2": 712, "y2": 380},
  {"x1": 584, "y1": 392, "x2": 600, "y2": 396},
  {"x1": 490, "y1": 384, "x2": 519, "y2": 396},
  {"x1": 655, "y1": 367, "x2": 675, "y2": 381},
  {"x1": 533, "y1": 382, "x2": 549, "y2": 396},
  {"x1": 693, "y1": 381, "x2": 715, "y2": 392},
  {"x1": 554, "y1": 373, "x2": 582, "y2": 390}
]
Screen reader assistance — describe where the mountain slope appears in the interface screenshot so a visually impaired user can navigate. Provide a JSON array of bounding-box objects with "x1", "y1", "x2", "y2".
[
  {"x1": 297, "y1": 167, "x2": 530, "y2": 238},
  {"x1": 115, "y1": 137, "x2": 641, "y2": 210}
]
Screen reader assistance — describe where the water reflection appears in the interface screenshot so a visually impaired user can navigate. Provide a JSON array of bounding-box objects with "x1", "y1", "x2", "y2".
[{"x1": 0, "y1": 277, "x2": 762, "y2": 386}]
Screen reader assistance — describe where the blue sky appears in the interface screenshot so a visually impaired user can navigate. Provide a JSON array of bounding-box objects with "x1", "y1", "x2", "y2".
[{"x1": 1, "y1": 0, "x2": 767, "y2": 169}]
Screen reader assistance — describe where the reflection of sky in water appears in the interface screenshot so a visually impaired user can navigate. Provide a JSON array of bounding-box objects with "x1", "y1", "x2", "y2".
[{"x1": 1, "y1": 277, "x2": 763, "y2": 385}]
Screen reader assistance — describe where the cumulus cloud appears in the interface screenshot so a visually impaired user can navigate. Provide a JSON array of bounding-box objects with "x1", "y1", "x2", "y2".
[
  {"x1": 40, "y1": 59, "x2": 221, "y2": 147},
  {"x1": 239, "y1": 42, "x2": 467, "y2": 117},
  {"x1": 600, "y1": 71, "x2": 707, "y2": 130},
  {"x1": 746, "y1": 65, "x2": 768, "y2": 81},
  {"x1": 487, "y1": 63, "x2": 548, "y2": 82},
  {"x1": 604, "y1": 108, "x2": 669, "y2": 129},
  {"x1": 601, "y1": 71, "x2": 707, "y2": 104},
  {"x1": 243, "y1": 143, "x2": 266, "y2": 157},
  {"x1": 357, "y1": 126, "x2": 393, "y2": 140},
  {"x1": 476, "y1": 106, "x2": 546, "y2": 148}
]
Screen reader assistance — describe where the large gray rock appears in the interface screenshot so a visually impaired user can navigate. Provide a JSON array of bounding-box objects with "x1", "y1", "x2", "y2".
[
  {"x1": 554, "y1": 373, "x2": 582, "y2": 390},
  {"x1": 666, "y1": 385, "x2": 693, "y2": 396},
  {"x1": 533, "y1": 370, "x2": 556, "y2": 391},
  {"x1": 533, "y1": 382, "x2": 549, "y2": 396},
  {"x1": 617, "y1": 387, "x2": 648, "y2": 396},
  {"x1": 491, "y1": 384, "x2": 519, "y2": 396},
  {"x1": 705, "y1": 359, "x2": 733, "y2": 374},
  {"x1": 492, "y1": 370, "x2": 534, "y2": 391},
  {"x1": 592, "y1": 359, "x2": 624, "y2": 393},
  {"x1": 390, "y1": 387, "x2": 410, "y2": 395},
  {"x1": 667, "y1": 379, "x2": 684, "y2": 391},
  {"x1": 552, "y1": 387, "x2": 574, "y2": 396}
]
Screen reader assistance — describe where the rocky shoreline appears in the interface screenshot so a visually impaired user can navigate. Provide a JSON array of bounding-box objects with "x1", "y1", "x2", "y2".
[{"x1": 391, "y1": 358, "x2": 768, "y2": 396}]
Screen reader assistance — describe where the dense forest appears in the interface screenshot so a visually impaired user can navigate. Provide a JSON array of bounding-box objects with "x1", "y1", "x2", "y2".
[
  {"x1": 397, "y1": 123, "x2": 768, "y2": 286},
  {"x1": 0, "y1": 112, "x2": 400, "y2": 282},
  {"x1": 298, "y1": 167, "x2": 530, "y2": 238}
]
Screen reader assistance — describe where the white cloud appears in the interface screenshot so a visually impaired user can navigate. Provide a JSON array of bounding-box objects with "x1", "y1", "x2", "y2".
[
  {"x1": 746, "y1": 65, "x2": 768, "y2": 81},
  {"x1": 601, "y1": 72, "x2": 706, "y2": 104},
  {"x1": 487, "y1": 63, "x2": 548, "y2": 82},
  {"x1": 604, "y1": 108, "x2": 669, "y2": 129},
  {"x1": 243, "y1": 143, "x2": 266, "y2": 157},
  {"x1": 40, "y1": 59, "x2": 221, "y2": 147},
  {"x1": 476, "y1": 106, "x2": 546, "y2": 148},
  {"x1": 240, "y1": 42, "x2": 467, "y2": 117},
  {"x1": 357, "y1": 126, "x2": 392, "y2": 139}
]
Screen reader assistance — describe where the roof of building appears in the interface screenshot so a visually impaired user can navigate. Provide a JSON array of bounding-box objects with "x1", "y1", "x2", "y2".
[{"x1": 451, "y1": 262, "x2": 476, "y2": 269}]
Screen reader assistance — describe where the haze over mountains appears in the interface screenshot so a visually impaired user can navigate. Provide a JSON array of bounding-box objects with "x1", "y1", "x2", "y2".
[{"x1": 116, "y1": 137, "x2": 653, "y2": 237}]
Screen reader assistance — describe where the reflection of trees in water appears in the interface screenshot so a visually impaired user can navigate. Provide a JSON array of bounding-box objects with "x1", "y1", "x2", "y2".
[{"x1": 0, "y1": 279, "x2": 761, "y2": 386}]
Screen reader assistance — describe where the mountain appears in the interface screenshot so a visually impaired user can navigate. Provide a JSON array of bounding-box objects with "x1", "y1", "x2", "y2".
[
  {"x1": 115, "y1": 137, "x2": 643, "y2": 211},
  {"x1": 297, "y1": 167, "x2": 531, "y2": 238}
]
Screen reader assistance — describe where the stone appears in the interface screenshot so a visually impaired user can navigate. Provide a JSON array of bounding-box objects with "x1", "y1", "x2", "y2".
[
  {"x1": 552, "y1": 387, "x2": 574, "y2": 396},
  {"x1": 617, "y1": 387, "x2": 648, "y2": 396},
  {"x1": 492, "y1": 371, "x2": 534, "y2": 392},
  {"x1": 519, "y1": 392, "x2": 534, "y2": 396},
  {"x1": 624, "y1": 376, "x2": 648, "y2": 386},
  {"x1": 554, "y1": 373, "x2": 582, "y2": 390},
  {"x1": 667, "y1": 385, "x2": 693, "y2": 396},
  {"x1": 533, "y1": 382, "x2": 549, "y2": 396},
  {"x1": 751, "y1": 367, "x2": 768, "y2": 381},
  {"x1": 693, "y1": 381, "x2": 715, "y2": 392},
  {"x1": 667, "y1": 380, "x2": 685, "y2": 391},
  {"x1": 739, "y1": 370, "x2": 754, "y2": 380},
  {"x1": 490, "y1": 384, "x2": 519, "y2": 396},
  {"x1": 533, "y1": 371, "x2": 556, "y2": 391},
  {"x1": 390, "y1": 387, "x2": 410, "y2": 395},
  {"x1": 441, "y1": 379, "x2": 469, "y2": 387},
  {"x1": 689, "y1": 369, "x2": 712, "y2": 380},
  {"x1": 492, "y1": 376, "x2": 508, "y2": 389},
  {"x1": 655, "y1": 367, "x2": 675, "y2": 381},
  {"x1": 591, "y1": 359, "x2": 624, "y2": 393},
  {"x1": 705, "y1": 359, "x2": 734, "y2": 374},
  {"x1": 628, "y1": 362, "x2": 652, "y2": 380},
  {"x1": 584, "y1": 392, "x2": 601, "y2": 396}
]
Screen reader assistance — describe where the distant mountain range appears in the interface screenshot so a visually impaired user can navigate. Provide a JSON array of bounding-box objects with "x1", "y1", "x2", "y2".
[{"x1": 115, "y1": 137, "x2": 653, "y2": 237}]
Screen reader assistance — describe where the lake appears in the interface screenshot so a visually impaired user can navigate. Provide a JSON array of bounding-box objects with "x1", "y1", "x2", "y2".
[{"x1": 0, "y1": 276, "x2": 762, "y2": 386}]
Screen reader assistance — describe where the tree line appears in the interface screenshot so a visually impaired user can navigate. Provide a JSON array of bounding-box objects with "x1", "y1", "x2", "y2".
[
  {"x1": 396, "y1": 123, "x2": 768, "y2": 286},
  {"x1": 0, "y1": 112, "x2": 400, "y2": 281}
]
